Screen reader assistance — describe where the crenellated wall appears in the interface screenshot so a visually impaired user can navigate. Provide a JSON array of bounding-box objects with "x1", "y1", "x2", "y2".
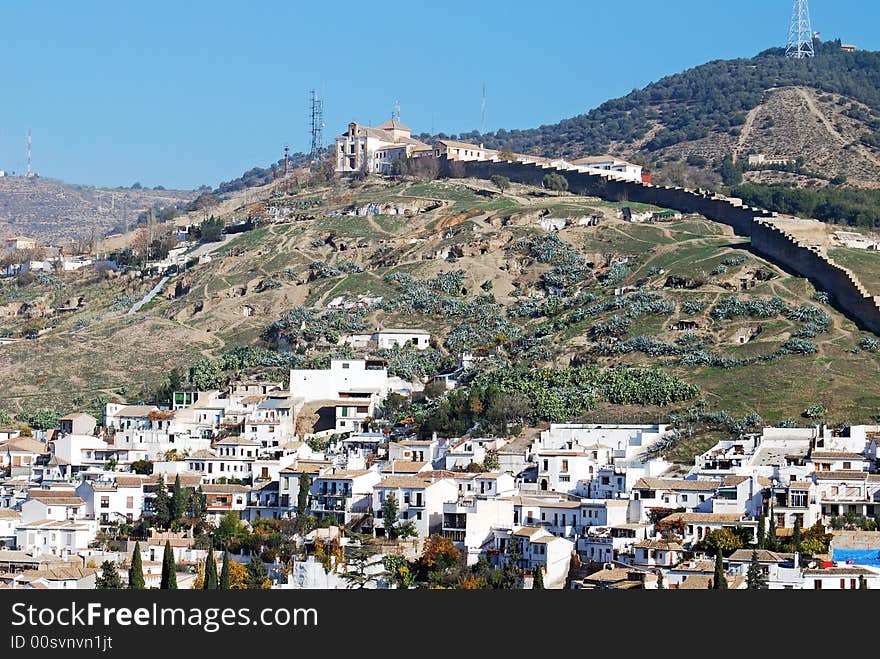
[
  {"x1": 751, "y1": 220, "x2": 880, "y2": 334},
  {"x1": 438, "y1": 156, "x2": 880, "y2": 335}
]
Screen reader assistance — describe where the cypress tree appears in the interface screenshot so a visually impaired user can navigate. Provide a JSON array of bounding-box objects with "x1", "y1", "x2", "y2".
[
  {"x1": 792, "y1": 516, "x2": 802, "y2": 553},
  {"x1": 154, "y1": 476, "x2": 171, "y2": 529},
  {"x1": 532, "y1": 567, "x2": 544, "y2": 590},
  {"x1": 657, "y1": 570, "x2": 665, "y2": 590},
  {"x1": 757, "y1": 512, "x2": 766, "y2": 550},
  {"x1": 203, "y1": 545, "x2": 218, "y2": 590},
  {"x1": 245, "y1": 555, "x2": 269, "y2": 589},
  {"x1": 746, "y1": 550, "x2": 768, "y2": 590},
  {"x1": 297, "y1": 473, "x2": 310, "y2": 516},
  {"x1": 160, "y1": 540, "x2": 177, "y2": 590},
  {"x1": 220, "y1": 550, "x2": 231, "y2": 590},
  {"x1": 128, "y1": 541, "x2": 146, "y2": 589},
  {"x1": 713, "y1": 550, "x2": 728, "y2": 590},
  {"x1": 171, "y1": 474, "x2": 185, "y2": 523},
  {"x1": 767, "y1": 512, "x2": 778, "y2": 551}
]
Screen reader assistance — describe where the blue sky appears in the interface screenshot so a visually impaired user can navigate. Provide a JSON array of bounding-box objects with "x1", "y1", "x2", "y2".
[{"x1": 0, "y1": 0, "x2": 874, "y2": 189}]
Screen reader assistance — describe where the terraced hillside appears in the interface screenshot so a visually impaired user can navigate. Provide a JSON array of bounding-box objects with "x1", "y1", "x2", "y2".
[
  {"x1": 2, "y1": 175, "x2": 879, "y2": 434},
  {"x1": 0, "y1": 176, "x2": 197, "y2": 246}
]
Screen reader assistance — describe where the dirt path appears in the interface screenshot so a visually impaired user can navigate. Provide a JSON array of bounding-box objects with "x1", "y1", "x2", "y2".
[
  {"x1": 733, "y1": 103, "x2": 763, "y2": 163},
  {"x1": 796, "y1": 87, "x2": 880, "y2": 171}
]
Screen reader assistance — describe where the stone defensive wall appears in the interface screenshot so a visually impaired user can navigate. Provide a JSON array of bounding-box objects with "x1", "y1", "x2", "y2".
[{"x1": 438, "y1": 155, "x2": 880, "y2": 335}]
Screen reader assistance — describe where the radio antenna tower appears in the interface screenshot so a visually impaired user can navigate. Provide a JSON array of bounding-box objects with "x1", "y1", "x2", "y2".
[
  {"x1": 309, "y1": 89, "x2": 324, "y2": 161},
  {"x1": 26, "y1": 129, "x2": 32, "y2": 177},
  {"x1": 394, "y1": 99, "x2": 401, "y2": 122},
  {"x1": 481, "y1": 82, "x2": 486, "y2": 135},
  {"x1": 786, "y1": 0, "x2": 815, "y2": 59}
]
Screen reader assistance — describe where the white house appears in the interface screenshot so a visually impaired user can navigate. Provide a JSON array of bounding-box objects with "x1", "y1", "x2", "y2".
[
  {"x1": 16, "y1": 491, "x2": 96, "y2": 557},
  {"x1": 373, "y1": 476, "x2": 458, "y2": 539},
  {"x1": 630, "y1": 477, "x2": 721, "y2": 523},
  {"x1": 389, "y1": 439, "x2": 443, "y2": 464},
  {"x1": 341, "y1": 328, "x2": 431, "y2": 351},
  {"x1": 1, "y1": 437, "x2": 47, "y2": 478},
  {"x1": 104, "y1": 404, "x2": 159, "y2": 431},
  {"x1": 76, "y1": 477, "x2": 145, "y2": 525},
  {"x1": 0, "y1": 509, "x2": 21, "y2": 547},
  {"x1": 442, "y1": 497, "x2": 514, "y2": 565},
  {"x1": 508, "y1": 526, "x2": 574, "y2": 589},
  {"x1": 536, "y1": 449, "x2": 598, "y2": 494},
  {"x1": 309, "y1": 468, "x2": 382, "y2": 526},
  {"x1": 569, "y1": 155, "x2": 643, "y2": 182},
  {"x1": 658, "y1": 511, "x2": 757, "y2": 547},
  {"x1": 510, "y1": 496, "x2": 581, "y2": 538},
  {"x1": 185, "y1": 449, "x2": 254, "y2": 484},
  {"x1": 290, "y1": 359, "x2": 389, "y2": 404},
  {"x1": 580, "y1": 499, "x2": 630, "y2": 531}
]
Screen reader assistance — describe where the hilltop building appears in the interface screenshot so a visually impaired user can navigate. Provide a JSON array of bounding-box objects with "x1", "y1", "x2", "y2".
[{"x1": 335, "y1": 120, "x2": 430, "y2": 174}]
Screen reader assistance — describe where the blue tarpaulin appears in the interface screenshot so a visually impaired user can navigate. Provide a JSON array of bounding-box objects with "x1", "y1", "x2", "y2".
[{"x1": 832, "y1": 549, "x2": 880, "y2": 567}]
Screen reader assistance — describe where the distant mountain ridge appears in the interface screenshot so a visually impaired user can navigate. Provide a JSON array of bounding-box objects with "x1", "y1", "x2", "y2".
[
  {"x1": 0, "y1": 177, "x2": 197, "y2": 246},
  {"x1": 412, "y1": 40, "x2": 880, "y2": 192}
]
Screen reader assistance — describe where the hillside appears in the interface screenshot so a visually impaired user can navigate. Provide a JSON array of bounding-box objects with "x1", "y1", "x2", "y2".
[
  {"x1": 2, "y1": 174, "x2": 880, "y2": 447},
  {"x1": 416, "y1": 40, "x2": 880, "y2": 191},
  {"x1": 0, "y1": 176, "x2": 197, "y2": 246}
]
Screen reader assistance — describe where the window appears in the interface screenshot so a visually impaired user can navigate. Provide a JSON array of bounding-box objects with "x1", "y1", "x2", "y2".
[
  {"x1": 561, "y1": 460, "x2": 569, "y2": 472},
  {"x1": 341, "y1": 363, "x2": 350, "y2": 369},
  {"x1": 126, "y1": 497, "x2": 134, "y2": 509},
  {"x1": 815, "y1": 580, "x2": 822, "y2": 589},
  {"x1": 100, "y1": 497, "x2": 110, "y2": 508},
  {"x1": 843, "y1": 462, "x2": 852, "y2": 470}
]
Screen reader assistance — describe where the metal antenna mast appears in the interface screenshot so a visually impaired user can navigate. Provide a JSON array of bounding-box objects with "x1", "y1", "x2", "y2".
[
  {"x1": 481, "y1": 82, "x2": 486, "y2": 136},
  {"x1": 309, "y1": 89, "x2": 324, "y2": 161},
  {"x1": 786, "y1": 0, "x2": 815, "y2": 59},
  {"x1": 26, "y1": 129, "x2": 32, "y2": 176},
  {"x1": 394, "y1": 99, "x2": 401, "y2": 122}
]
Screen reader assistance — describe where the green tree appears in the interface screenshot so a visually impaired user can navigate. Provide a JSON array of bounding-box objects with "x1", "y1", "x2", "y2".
[
  {"x1": 791, "y1": 516, "x2": 802, "y2": 554},
  {"x1": 382, "y1": 493, "x2": 400, "y2": 540},
  {"x1": 130, "y1": 460, "x2": 153, "y2": 475},
  {"x1": 657, "y1": 570, "x2": 665, "y2": 590},
  {"x1": 746, "y1": 550, "x2": 768, "y2": 590},
  {"x1": 532, "y1": 566, "x2": 544, "y2": 590},
  {"x1": 712, "y1": 550, "x2": 728, "y2": 590},
  {"x1": 499, "y1": 535, "x2": 522, "y2": 589},
  {"x1": 160, "y1": 541, "x2": 177, "y2": 590},
  {"x1": 542, "y1": 172, "x2": 568, "y2": 195},
  {"x1": 245, "y1": 555, "x2": 270, "y2": 589},
  {"x1": 297, "y1": 473, "x2": 310, "y2": 516},
  {"x1": 766, "y1": 511, "x2": 778, "y2": 551},
  {"x1": 701, "y1": 527, "x2": 743, "y2": 556},
  {"x1": 483, "y1": 449, "x2": 500, "y2": 471},
  {"x1": 171, "y1": 475, "x2": 185, "y2": 523},
  {"x1": 490, "y1": 174, "x2": 510, "y2": 194},
  {"x1": 96, "y1": 561, "x2": 124, "y2": 589},
  {"x1": 756, "y1": 511, "x2": 766, "y2": 550},
  {"x1": 220, "y1": 550, "x2": 231, "y2": 590},
  {"x1": 128, "y1": 542, "x2": 145, "y2": 590},
  {"x1": 341, "y1": 533, "x2": 381, "y2": 589},
  {"x1": 153, "y1": 476, "x2": 171, "y2": 529},
  {"x1": 203, "y1": 544, "x2": 218, "y2": 590}
]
